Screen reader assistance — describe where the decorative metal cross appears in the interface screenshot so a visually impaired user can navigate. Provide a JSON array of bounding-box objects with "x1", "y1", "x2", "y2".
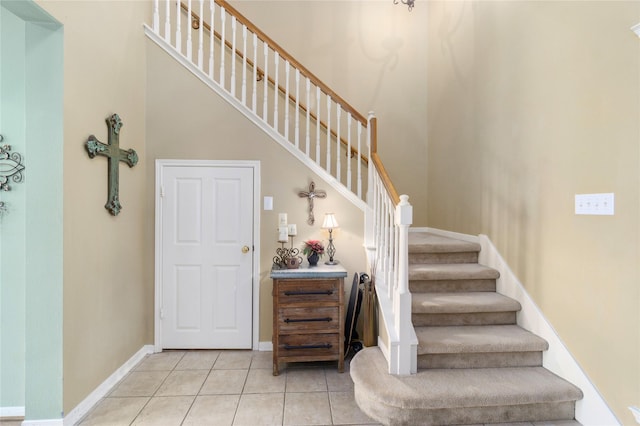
[
  {"x1": 298, "y1": 181, "x2": 326, "y2": 225},
  {"x1": 86, "y1": 113, "x2": 138, "y2": 216}
]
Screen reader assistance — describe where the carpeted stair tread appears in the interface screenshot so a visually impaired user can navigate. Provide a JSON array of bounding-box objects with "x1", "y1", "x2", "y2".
[
  {"x1": 352, "y1": 347, "x2": 583, "y2": 410},
  {"x1": 412, "y1": 292, "x2": 521, "y2": 314},
  {"x1": 409, "y1": 232, "x2": 481, "y2": 254},
  {"x1": 416, "y1": 325, "x2": 549, "y2": 355},
  {"x1": 410, "y1": 263, "x2": 500, "y2": 281}
]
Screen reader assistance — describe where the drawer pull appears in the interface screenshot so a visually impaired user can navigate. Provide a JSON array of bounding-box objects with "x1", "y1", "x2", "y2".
[
  {"x1": 284, "y1": 290, "x2": 334, "y2": 296},
  {"x1": 284, "y1": 343, "x2": 333, "y2": 350},
  {"x1": 284, "y1": 317, "x2": 332, "y2": 323}
]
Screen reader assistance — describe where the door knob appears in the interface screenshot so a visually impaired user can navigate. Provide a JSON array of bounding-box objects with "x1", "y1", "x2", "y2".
[{"x1": 242, "y1": 245, "x2": 250, "y2": 254}]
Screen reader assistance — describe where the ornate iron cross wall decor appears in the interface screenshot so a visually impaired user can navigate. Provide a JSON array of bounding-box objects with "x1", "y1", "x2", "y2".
[
  {"x1": 298, "y1": 181, "x2": 326, "y2": 225},
  {"x1": 86, "y1": 114, "x2": 138, "y2": 216}
]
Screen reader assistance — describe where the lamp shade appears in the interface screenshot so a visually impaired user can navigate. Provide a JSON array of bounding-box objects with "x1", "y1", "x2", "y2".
[{"x1": 322, "y1": 213, "x2": 339, "y2": 229}]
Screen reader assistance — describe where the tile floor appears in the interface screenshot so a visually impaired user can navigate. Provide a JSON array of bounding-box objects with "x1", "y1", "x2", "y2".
[{"x1": 75, "y1": 350, "x2": 379, "y2": 426}]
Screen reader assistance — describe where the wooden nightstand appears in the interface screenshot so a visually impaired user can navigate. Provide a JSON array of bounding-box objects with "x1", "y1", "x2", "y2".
[{"x1": 270, "y1": 265, "x2": 347, "y2": 376}]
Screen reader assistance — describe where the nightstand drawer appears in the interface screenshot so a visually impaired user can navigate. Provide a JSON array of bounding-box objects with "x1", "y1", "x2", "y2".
[
  {"x1": 278, "y1": 333, "x2": 340, "y2": 358},
  {"x1": 277, "y1": 280, "x2": 339, "y2": 304},
  {"x1": 278, "y1": 306, "x2": 340, "y2": 333}
]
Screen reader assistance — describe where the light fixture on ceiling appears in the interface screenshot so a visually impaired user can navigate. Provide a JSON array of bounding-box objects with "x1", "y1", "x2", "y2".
[{"x1": 394, "y1": 0, "x2": 414, "y2": 12}]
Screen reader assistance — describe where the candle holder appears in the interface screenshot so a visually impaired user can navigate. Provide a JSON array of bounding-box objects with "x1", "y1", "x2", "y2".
[{"x1": 273, "y1": 235, "x2": 302, "y2": 269}]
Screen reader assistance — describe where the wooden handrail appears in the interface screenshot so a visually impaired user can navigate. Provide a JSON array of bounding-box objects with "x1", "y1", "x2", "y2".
[
  {"x1": 370, "y1": 117, "x2": 400, "y2": 205},
  {"x1": 179, "y1": 1, "x2": 369, "y2": 164},
  {"x1": 215, "y1": 0, "x2": 366, "y2": 124}
]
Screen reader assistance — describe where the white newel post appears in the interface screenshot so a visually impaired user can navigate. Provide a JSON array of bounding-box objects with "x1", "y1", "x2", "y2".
[{"x1": 394, "y1": 194, "x2": 413, "y2": 375}]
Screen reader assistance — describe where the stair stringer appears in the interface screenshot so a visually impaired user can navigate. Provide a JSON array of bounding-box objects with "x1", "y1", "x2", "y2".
[
  {"x1": 144, "y1": 24, "x2": 367, "y2": 213},
  {"x1": 422, "y1": 227, "x2": 620, "y2": 426}
]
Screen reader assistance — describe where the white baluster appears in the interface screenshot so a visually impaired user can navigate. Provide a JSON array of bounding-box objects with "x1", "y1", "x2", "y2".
[
  {"x1": 347, "y1": 114, "x2": 352, "y2": 191},
  {"x1": 175, "y1": 0, "x2": 182, "y2": 53},
  {"x1": 295, "y1": 69, "x2": 300, "y2": 149},
  {"x1": 208, "y1": 0, "x2": 214, "y2": 79},
  {"x1": 384, "y1": 197, "x2": 392, "y2": 301},
  {"x1": 252, "y1": 33, "x2": 257, "y2": 113},
  {"x1": 197, "y1": 0, "x2": 204, "y2": 69},
  {"x1": 336, "y1": 105, "x2": 341, "y2": 182},
  {"x1": 357, "y1": 121, "x2": 362, "y2": 199},
  {"x1": 284, "y1": 61, "x2": 290, "y2": 141},
  {"x1": 164, "y1": 0, "x2": 170, "y2": 43},
  {"x1": 242, "y1": 25, "x2": 247, "y2": 105},
  {"x1": 262, "y1": 43, "x2": 268, "y2": 122},
  {"x1": 231, "y1": 16, "x2": 237, "y2": 97},
  {"x1": 274, "y1": 53, "x2": 279, "y2": 130},
  {"x1": 219, "y1": 7, "x2": 226, "y2": 88},
  {"x1": 153, "y1": 0, "x2": 159, "y2": 32},
  {"x1": 326, "y1": 96, "x2": 331, "y2": 173},
  {"x1": 186, "y1": 0, "x2": 192, "y2": 60},
  {"x1": 315, "y1": 86, "x2": 321, "y2": 163},
  {"x1": 305, "y1": 78, "x2": 311, "y2": 156}
]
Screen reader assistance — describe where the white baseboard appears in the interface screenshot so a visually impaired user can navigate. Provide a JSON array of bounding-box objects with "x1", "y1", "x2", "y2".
[
  {"x1": 425, "y1": 227, "x2": 620, "y2": 425},
  {"x1": 258, "y1": 341, "x2": 273, "y2": 351},
  {"x1": 0, "y1": 406, "x2": 25, "y2": 418},
  {"x1": 22, "y1": 420, "x2": 63, "y2": 426},
  {"x1": 63, "y1": 345, "x2": 154, "y2": 426}
]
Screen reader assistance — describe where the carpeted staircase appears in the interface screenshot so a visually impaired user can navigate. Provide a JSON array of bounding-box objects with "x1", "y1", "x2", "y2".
[{"x1": 351, "y1": 232, "x2": 583, "y2": 425}]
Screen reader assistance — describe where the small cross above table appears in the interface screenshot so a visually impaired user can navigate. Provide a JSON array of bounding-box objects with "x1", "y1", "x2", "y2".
[{"x1": 298, "y1": 181, "x2": 326, "y2": 225}]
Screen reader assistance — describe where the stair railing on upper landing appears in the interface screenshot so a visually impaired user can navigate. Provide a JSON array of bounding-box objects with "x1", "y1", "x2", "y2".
[
  {"x1": 145, "y1": 0, "x2": 415, "y2": 375},
  {"x1": 146, "y1": 0, "x2": 368, "y2": 207}
]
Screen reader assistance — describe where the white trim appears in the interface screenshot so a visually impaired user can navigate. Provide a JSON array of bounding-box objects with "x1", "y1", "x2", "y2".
[
  {"x1": 427, "y1": 228, "x2": 619, "y2": 424},
  {"x1": 144, "y1": 25, "x2": 366, "y2": 213},
  {"x1": 22, "y1": 420, "x2": 63, "y2": 426},
  {"x1": 0, "y1": 406, "x2": 25, "y2": 418},
  {"x1": 629, "y1": 406, "x2": 640, "y2": 424},
  {"x1": 631, "y1": 23, "x2": 640, "y2": 37},
  {"x1": 258, "y1": 341, "x2": 273, "y2": 351},
  {"x1": 154, "y1": 160, "x2": 261, "y2": 351},
  {"x1": 63, "y1": 345, "x2": 154, "y2": 426},
  {"x1": 420, "y1": 227, "x2": 480, "y2": 244}
]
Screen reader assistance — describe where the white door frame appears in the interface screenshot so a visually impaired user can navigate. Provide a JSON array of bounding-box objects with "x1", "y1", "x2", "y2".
[{"x1": 154, "y1": 159, "x2": 261, "y2": 352}]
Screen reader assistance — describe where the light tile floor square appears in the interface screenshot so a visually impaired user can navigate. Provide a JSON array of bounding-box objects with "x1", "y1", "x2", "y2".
[
  {"x1": 200, "y1": 369, "x2": 248, "y2": 395},
  {"x1": 182, "y1": 394, "x2": 240, "y2": 426},
  {"x1": 244, "y1": 368, "x2": 287, "y2": 393},
  {"x1": 175, "y1": 350, "x2": 220, "y2": 370},
  {"x1": 155, "y1": 369, "x2": 208, "y2": 396},
  {"x1": 233, "y1": 393, "x2": 285, "y2": 426},
  {"x1": 285, "y1": 368, "x2": 328, "y2": 393},
  {"x1": 284, "y1": 392, "x2": 332, "y2": 425},
  {"x1": 130, "y1": 396, "x2": 194, "y2": 426},
  {"x1": 108, "y1": 371, "x2": 169, "y2": 397}
]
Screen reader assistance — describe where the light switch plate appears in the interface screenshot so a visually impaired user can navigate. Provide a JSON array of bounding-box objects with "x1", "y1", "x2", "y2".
[
  {"x1": 575, "y1": 193, "x2": 614, "y2": 215},
  {"x1": 264, "y1": 196, "x2": 273, "y2": 211}
]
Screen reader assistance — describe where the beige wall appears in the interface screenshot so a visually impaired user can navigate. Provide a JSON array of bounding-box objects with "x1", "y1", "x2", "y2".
[
  {"x1": 145, "y1": 41, "x2": 367, "y2": 343},
  {"x1": 37, "y1": 0, "x2": 151, "y2": 413},
  {"x1": 230, "y1": 0, "x2": 430, "y2": 226},
  {"x1": 427, "y1": 1, "x2": 640, "y2": 423}
]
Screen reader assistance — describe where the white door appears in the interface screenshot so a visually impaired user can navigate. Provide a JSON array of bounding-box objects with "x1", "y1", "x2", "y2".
[{"x1": 160, "y1": 164, "x2": 254, "y2": 349}]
